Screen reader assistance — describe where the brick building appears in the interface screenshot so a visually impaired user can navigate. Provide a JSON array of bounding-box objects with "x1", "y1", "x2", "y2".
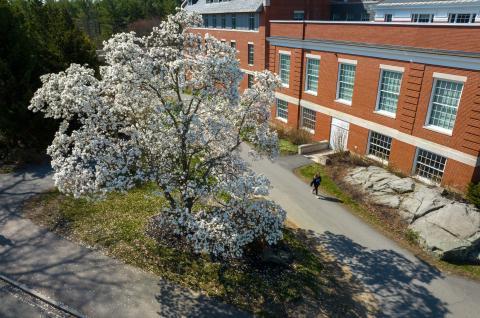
[{"x1": 184, "y1": 0, "x2": 480, "y2": 191}]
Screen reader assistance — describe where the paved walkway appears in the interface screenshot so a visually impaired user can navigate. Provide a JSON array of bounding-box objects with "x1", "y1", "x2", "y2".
[
  {"x1": 241, "y1": 147, "x2": 480, "y2": 318},
  {"x1": 0, "y1": 166, "x2": 248, "y2": 318}
]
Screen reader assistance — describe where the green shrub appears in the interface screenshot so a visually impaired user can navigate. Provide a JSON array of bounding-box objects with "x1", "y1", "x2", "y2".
[
  {"x1": 271, "y1": 123, "x2": 313, "y2": 146},
  {"x1": 405, "y1": 229, "x2": 420, "y2": 245},
  {"x1": 467, "y1": 182, "x2": 480, "y2": 208}
]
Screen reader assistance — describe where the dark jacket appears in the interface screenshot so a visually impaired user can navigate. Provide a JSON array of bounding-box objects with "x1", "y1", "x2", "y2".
[{"x1": 310, "y1": 176, "x2": 322, "y2": 187}]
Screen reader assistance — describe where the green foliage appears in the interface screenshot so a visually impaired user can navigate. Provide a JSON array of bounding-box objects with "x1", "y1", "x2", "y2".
[
  {"x1": 467, "y1": 182, "x2": 480, "y2": 208},
  {"x1": 279, "y1": 139, "x2": 298, "y2": 155},
  {"x1": 272, "y1": 122, "x2": 313, "y2": 146},
  {"x1": 0, "y1": 0, "x2": 98, "y2": 163},
  {"x1": 404, "y1": 229, "x2": 420, "y2": 245}
]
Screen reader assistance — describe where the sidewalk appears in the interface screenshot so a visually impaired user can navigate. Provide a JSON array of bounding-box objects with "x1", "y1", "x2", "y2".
[
  {"x1": 0, "y1": 166, "x2": 248, "y2": 318},
  {"x1": 241, "y1": 147, "x2": 480, "y2": 318}
]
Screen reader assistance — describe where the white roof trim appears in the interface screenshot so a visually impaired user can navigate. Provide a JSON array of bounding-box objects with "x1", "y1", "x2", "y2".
[{"x1": 433, "y1": 72, "x2": 467, "y2": 82}]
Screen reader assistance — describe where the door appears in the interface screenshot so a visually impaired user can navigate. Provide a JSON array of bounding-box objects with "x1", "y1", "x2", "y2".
[{"x1": 329, "y1": 118, "x2": 349, "y2": 151}]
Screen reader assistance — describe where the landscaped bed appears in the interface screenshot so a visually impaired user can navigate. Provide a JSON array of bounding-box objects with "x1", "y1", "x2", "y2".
[
  {"x1": 23, "y1": 185, "x2": 376, "y2": 317},
  {"x1": 295, "y1": 154, "x2": 480, "y2": 280}
]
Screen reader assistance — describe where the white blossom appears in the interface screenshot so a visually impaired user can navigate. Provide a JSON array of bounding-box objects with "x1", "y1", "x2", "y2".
[{"x1": 29, "y1": 10, "x2": 285, "y2": 259}]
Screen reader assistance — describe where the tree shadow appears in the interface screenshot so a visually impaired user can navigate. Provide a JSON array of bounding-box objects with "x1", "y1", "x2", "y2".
[
  {"x1": 156, "y1": 280, "x2": 250, "y2": 318},
  {"x1": 294, "y1": 229, "x2": 449, "y2": 318}
]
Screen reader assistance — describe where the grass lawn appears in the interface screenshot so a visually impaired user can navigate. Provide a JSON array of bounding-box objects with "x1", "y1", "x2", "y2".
[
  {"x1": 24, "y1": 184, "x2": 375, "y2": 317},
  {"x1": 279, "y1": 138, "x2": 298, "y2": 156},
  {"x1": 295, "y1": 163, "x2": 480, "y2": 280}
]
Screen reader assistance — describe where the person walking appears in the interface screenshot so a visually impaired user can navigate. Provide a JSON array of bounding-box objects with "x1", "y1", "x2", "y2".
[{"x1": 310, "y1": 173, "x2": 322, "y2": 196}]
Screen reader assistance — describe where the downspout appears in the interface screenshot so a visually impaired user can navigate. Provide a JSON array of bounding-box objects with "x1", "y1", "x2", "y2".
[{"x1": 296, "y1": 19, "x2": 307, "y2": 129}]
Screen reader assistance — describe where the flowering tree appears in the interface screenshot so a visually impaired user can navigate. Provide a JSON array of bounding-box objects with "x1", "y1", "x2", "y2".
[{"x1": 29, "y1": 11, "x2": 286, "y2": 258}]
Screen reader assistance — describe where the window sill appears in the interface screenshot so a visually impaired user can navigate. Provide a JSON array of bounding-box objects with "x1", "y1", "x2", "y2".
[
  {"x1": 335, "y1": 99, "x2": 352, "y2": 106},
  {"x1": 281, "y1": 84, "x2": 290, "y2": 89},
  {"x1": 413, "y1": 175, "x2": 442, "y2": 186},
  {"x1": 276, "y1": 117, "x2": 288, "y2": 123},
  {"x1": 304, "y1": 90, "x2": 318, "y2": 96},
  {"x1": 373, "y1": 110, "x2": 396, "y2": 119},
  {"x1": 301, "y1": 127, "x2": 315, "y2": 134},
  {"x1": 423, "y1": 125, "x2": 453, "y2": 136},
  {"x1": 367, "y1": 154, "x2": 389, "y2": 166},
  {"x1": 248, "y1": 64, "x2": 254, "y2": 67}
]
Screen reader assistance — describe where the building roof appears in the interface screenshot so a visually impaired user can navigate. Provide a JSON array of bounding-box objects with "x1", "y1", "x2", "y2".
[
  {"x1": 377, "y1": 0, "x2": 480, "y2": 6},
  {"x1": 185, "y1": 0, "x2": 264, "y2": 14}
]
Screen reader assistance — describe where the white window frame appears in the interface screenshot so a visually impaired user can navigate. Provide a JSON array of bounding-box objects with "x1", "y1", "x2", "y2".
[
  {"x1": 304, "y1": 54, "x2": 321, "y2": 96},
  {"x1": 300, "y1": 106, "x2": 316, "y2": 134},
  {"x1": 411, "y1": 13, "x2": 434, "y2": 23},
  {"x1": 367, "y1": 131, "x2": 393, "y2": 164},
  {"x1": 279, "y1": 51, "x2": 291, "y2": 88},
  {"x1": 423, "y1": 74, "x2": 465, "y2": 136},
  {"x1": 335, "y1": 59, "x2": 357, "y2": 106},
  {"x1": 275, "y1": 98, "x2": 288, "y2": 122},
  {"x1": 374, "y1": 65, "x2": 404, "y2": 118},
  {"x1": 412, "y1": 148, "x2": 447, "y2": 185},
  {"x1": 247, "y1": 42, "x2": 254, "y2": 66}
]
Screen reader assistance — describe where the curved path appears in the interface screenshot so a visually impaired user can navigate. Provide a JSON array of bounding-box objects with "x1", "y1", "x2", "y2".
[
  {"x1": 242, "y1": 148, "x2": 480, "y2": 318},
  {"x1": 0, "y1": 166, "x2": 248, "y2": 318}
]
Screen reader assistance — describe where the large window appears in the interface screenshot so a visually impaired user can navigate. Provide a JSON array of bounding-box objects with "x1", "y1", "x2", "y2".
[
  {"x1": 203, "y1": 15, "x2": 208, "y2": 27},
  {"x1": 279, "y1": 53, "x2": 291, "y2": 87},
  {"x1": 376, "y1": 70, "x2": 403, "y2": 115},
  {"x1": 414, "y1": 149, "x2": 447, "y2": 183},
  {"x1": 300, "y1": 107, "x2": 316, "y2": 131},
  {"x1": 384, "y1": 14, "x2": 392, "y2": 22},
  {"x1": 368, "y1": 131, "x2": 392, "y2": 161},
  {"x1": 411, "y1": 13, "x2": 434, "y2": 23},
  {"x1": 247, "y1": 74, "x2": 254, "y2": 89},
  {"x1": 249, "y1": 13, "x2": 255, "y2": 30},
  {"x1": 426, "y1": 79, "x2": 463, "y2": 132},
  {"x1": 305, "y1": 57, "x2": 320, "y2": 94},
  {"x1": 276, "y1": 99, "x2": 288, "y2": 120},
  {"x1": 248, "y1": 44, "x2": 254, "y2": 65},
  {"x1": 337, "y1": 63, "x2": 356, "y2": 103},
  {"x1": 231, "y1": 14, "x2": 236, "y2": 29},
  {"x1": 221, "y1": 14, "x2": 226, "y2": 28},
  {"x1": 212, "y1": 15, "x2": 217, "y2": 28},
  {"x1": 449, "y1": 13, "x2": 476, "y2": 23},
  {"x1": 230, "y1": 41, "x2": 236, "y2": 49}
]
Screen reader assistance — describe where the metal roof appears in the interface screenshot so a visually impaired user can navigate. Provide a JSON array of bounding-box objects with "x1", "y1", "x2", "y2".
[
  {"x1": 185, "y1": 0, "x2": 264, "y2": 14},
  {"x1": 377, "y1": 0, "x2": 480, "y2": 6}
]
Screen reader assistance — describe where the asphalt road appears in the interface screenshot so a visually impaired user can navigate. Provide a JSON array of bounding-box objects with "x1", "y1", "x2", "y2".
[{"x1": 241, "y1": 147, "x2": 480, "y2": 318}]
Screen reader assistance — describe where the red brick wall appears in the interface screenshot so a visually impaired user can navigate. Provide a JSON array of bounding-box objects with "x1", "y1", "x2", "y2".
[
  {"x1": 389, "y1": 139, "x2": 417, "y2": 175},
  {"x1": 442, "y1": 160, "x2": 477, "y2": 192},
  {"x1": 302, "y1": 23, "x2": 480, "y2": 53}
]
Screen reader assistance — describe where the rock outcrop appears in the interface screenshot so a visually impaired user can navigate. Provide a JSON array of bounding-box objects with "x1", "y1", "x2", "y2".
[{"x1": 344, "y1": 166, "x2": 480, "y2": 263}]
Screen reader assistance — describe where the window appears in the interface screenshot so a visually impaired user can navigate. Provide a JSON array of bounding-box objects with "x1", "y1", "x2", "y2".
[
  {"x1": 231, "y1": 14, "x2": 236, "y2": 29},
  {"x1": 414, "y1": 149, "x2": 447, "y2": 183},
  {"x1": 247, "y1": 74, "x2": 254, "y2": 89},
  {"x1": 449, "y1": 13, "x2": 476, "y2": 23},
  {"x1": 384, "y1": 14, "x2": 392, "y2": 22},
  {"x1": 279, "y1": 53, "x2": 290, "y2": 87},
  {"x1": 361, "y1": 13, "x2": 369, "y2": 21},
  {"x1": 249, "y1": 13, "x2": 255, "y2": 30},
  {"x1": 276, "y1": 99, "x2": 288, "y2": 120},
  {"x1": 426, "y1": 79, "x2": 463, "y2": 132},
  {"x1": 221, "y1": 14, "x2": 226, "y2": 28},
  {"x1": 300, "y1": 107, "x2": 316, "y2": 131},
  {"x1": 211, "y1": 15, "x2": 217, "y2": 28},
  {"x1": 376, "y1": 70, "x2": 403, "y2": 115},
  {"x1": 248, "y1": 44, "x2": 254, "y2": 65},
  {"x1": 230, "y1": 41, "x2": 236, "y2": 49},
  {"x1": 411, "y1": 13, "x2": 434, "y2": 23},
  {"x1": 293, "y1": 10, "x2": 305, "y2": 20},
  {"x1": 368, "y1": 131, "x2": 392, "y2": 161},
  {"x1": 203, "y1": 15, "x2": 208, "y2": 27},
  {"x1": 221, "y1": 40, "x2": 226, "y2": 44},
  {"x1": 337, "y1": 63, "x2": 356, "y2": 103},
  {"x1": 305, "y1": 57, "x2": 320, "y2": 94}
]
